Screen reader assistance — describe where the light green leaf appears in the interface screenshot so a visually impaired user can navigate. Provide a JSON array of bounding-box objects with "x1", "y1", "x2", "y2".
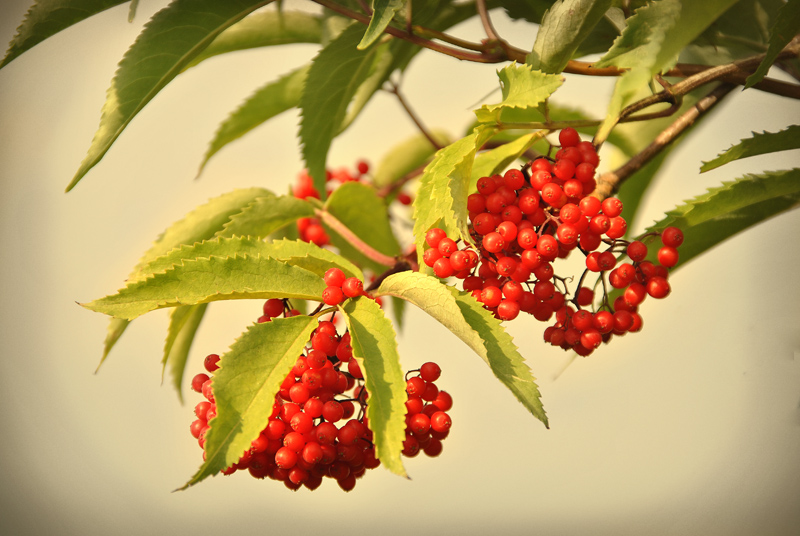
[
  {"x1": 470, "y1": 131, "x2": 545, "y2": 185},
  {"x1": 374, "y1": 272, "x2": 548, "y2": 428},
  {"x1": 98, "y1": 187, "x2": 272, "y2": 369},
  {"x1": 184, "y1": 11, "x2": 323, "y2": 70},
  {"x1": 528, "y1": 0, "x2": 614, "y2": 74},
  {"x1": 163, "y1": 303, "x2": 208, "y2": 402},
  {"x1": 128, "y1": 0, "x2": 139, "y2": 22},
  {"x1": 1, "y1": 0, "x2": 128, "y2": 69},
  {"x1": 341, "y1": 297, "x2": 407, "y2": 477},
  {"x1": 83, "y1": 255, "x2": 326, "y2": 321},
  {"x1": 323, "y1": 182, "x2": 400, "y2": 273},
  {"x1": 645, "y1": 168, "x2": 800, "y2": 268},
  {"x1": 412, "y1": 127, "x2": 497, "y2": 264},
  {"x1": 66, "y1": 0, "x2": 276, "y2": 191},
  {"x1": 372, "y1": 130, "x2": 452, "y2": 189},
  {"x1": 359, "y1": 0, "x2": 406, "y2": 50},
  {"x1": 299, "y1": 23, "x2": 382, "y2": 198},
  {"x1": 701, "y1": 125, "x2": 800, "y2": 173},
  {"x1": 197, "y1": 65, "x2": 309, "y2": 177},
  {"x1": 179, "y1": 315, "x2": 317, "y2": 489},
  {"x1": 217, "y1": 192, "x2": 314, "y2": 239},
  {"x1": 746, "y1": 0, "x2": 800, "y2": 87},
  {"x1": 135, "y1": 236, "x2": 363, "y2": 284},
  {"x1": 474, "y1": 63, "x2": 564, "y2": 124}
]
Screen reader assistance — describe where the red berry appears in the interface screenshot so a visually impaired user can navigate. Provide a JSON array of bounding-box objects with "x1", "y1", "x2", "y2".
[
  {"x1": 204, "y1": 354, "x2": 220, "y2": 373},
  {"x1": 661, "y1": 226, "x2": 684, "y2": 248},
  {"x1": 559, "y1": 127, "x2": 580, "y2": 147},
  {"x1": 342, "y1": 277, "x2": 364, "y2": 298},
  {"x1": 322, "y1": 286, "x2": 344, "y2": 306},
  {"x1": 657, "y1": 246, "x2": 679, "y2": 268},
  {"x1": 420, "y1": 362, "x2": 441, "y2": 382}
]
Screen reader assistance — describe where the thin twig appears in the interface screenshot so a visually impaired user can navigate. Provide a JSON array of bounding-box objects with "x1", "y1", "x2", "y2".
[
  {"x1": 314, "y1": 208, "x2": 398, "y2": 267},
  {"x1": 593, "y1": 83, "x2": 736, "y2": 200},
  {"x1": 386, "y1": 81, "x2": 444, "y2": 150},
  {"x1": 477, "y1": 0, "x2": 501, "y2": 42}
]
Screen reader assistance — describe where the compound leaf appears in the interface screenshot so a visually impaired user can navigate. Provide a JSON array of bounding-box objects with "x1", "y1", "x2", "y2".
[
  {"x1": 83, "y1": 255, "x2": 326, "y2": 321},
  {"x1": 197, "y1": 65, "x2": 310, "y2": 177},
  {"x1": 412, "y1": 127, "x2": 497, "y2": 264},
  {"x1": 179, "y1": 315, "x2": 317, "y2": 489},
  {"x1": 375, "y1": 272, "x2": 548, "y2": 428},
  {"x1": 528, "y1": 0, "x2": 614, "y2": 74},
  {"x1": 645, "y1": 168, "x2": 800, "y2": 268},
  {"x1": 341, "y1": 297, "x2": 407, "y2": 477},
  {"x1": 217, "y1": 192, "x2": 315, "y2": 239},
  {"x1": 474, "y1": 63, "x2": 564, "y2": 124},
  {"x1": 746, "y1": 0, "x2": 800, "y2": 87},
  {"x1": 700, "y1": 125, "x2": 800, "y2": 173},
  {"x1": 1, "y1": 0, "x2": 128, "y2": 69},
  {"x1": 67, "y1": 0, "x2": 276, "y2": 191}
]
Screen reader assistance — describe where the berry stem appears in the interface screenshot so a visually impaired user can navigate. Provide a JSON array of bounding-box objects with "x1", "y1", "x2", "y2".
[{"x1": 313, "y1": 207, "x2": 398, "y2": 267}]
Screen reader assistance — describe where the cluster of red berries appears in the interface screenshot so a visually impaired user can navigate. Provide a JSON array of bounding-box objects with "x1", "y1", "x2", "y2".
[
  {"x1": 189, "y1": 305, "x2": 451, "y2": 491},
  {"x1": 293, "y1": 160, "x2": 412, "y2": 246},
  {"x1": 321, "y1": 267, "x2": 365, "y2": 306},
  {"x1": 423, "y1": 127, "x2": 684, "y2": 356}
]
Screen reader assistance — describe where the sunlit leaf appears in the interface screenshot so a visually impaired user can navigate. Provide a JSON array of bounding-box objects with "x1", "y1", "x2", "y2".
[
  {"x1": 474, "y1": 63, "x2": 564, "y2": 124},
  {"x1": 372, "y1": 130, "x2": 452, "y2": 189},
  {"x1": 358, "y1": 0, "x2": 406, "y2": 50},
  {"x1": 700, "y1": 125, "x2": 800, "y2": 172},
  {"x1": 163, "y1": 303, "x2": 208, "y2": 402}
]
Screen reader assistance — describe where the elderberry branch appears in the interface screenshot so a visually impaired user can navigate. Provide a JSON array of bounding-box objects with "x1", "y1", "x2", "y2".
[
  {"x1": 593, "y1": 83, "x2": 736, "y2": 200},
  {"x1": 313, "y1": 207, "x2": 398, "y2": 267}
]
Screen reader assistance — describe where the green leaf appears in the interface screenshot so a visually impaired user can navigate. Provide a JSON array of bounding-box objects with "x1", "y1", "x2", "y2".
[
  {"x1": 470, "y1": 131, "x2": 545, "y2": 185},
  {"x1": 179, "y1": 315, "x2": 317, "y2": 489},
  {"x1": 341, "y1": 297, "x2": 407, "y2": 477},
  {"x1": 375, "y1": 272, "x2": 548, "y2": 428},
  {"x1": 528, "y1": 0, "x2": 614, "y2": 74},
  {"x1": 323, "y1": 182, "x2": 400, "y2": 273},
  {"x1": 645, "y1": 168, "x2": 800, "y2": 268},
  {"x1": 746, "y1": 0, "x2": 800, "y2": 87},
  {"x1": 412, "y1": 127, "x2": 497, "y2": 263},
  {"x1": 474, "y1": 63, "x2": 564, "y2": 124},
  {"x1": 197, "y1": 65, "x2": 309, "y2": 177},
  {"x1": 701, "y1": 125, "x2": 800, "y2": 173},
  {"x1": 184, "y1": 11, "x2": 323, "y2": 70},
  {"x1": 372, "y1": 130, "x2": 452, "y2": 189},
  {"x1": 1, "y1": 0, "x2": 129, "y2": 69},
  {"x1": 217, "y1": 192, "x2": 315, "y2": 239},
  {"x1": 98, "y1": 187, "x2": 272, "y2": 368},
  {"x1": 66, "y1": 0, "x2": 276, "y2": 191},
  {"x1": 83, "y1": 255, "x2": 326, "y2": 321},
  {"x1": 299, "y1": 23, "x2": 383, "y2": 198},
  {"x1": 135, "y1": 236, "x2": 363, "y2": 284},
  {"x1": 163, "y1": 303, "x2": 208, "y2": 402},
  {"x1": 503, "y1": 0, "x2": 562, "y2": 23},
  {"x1": 358, "y1": 0, "x2": 406, "y2": 50}
]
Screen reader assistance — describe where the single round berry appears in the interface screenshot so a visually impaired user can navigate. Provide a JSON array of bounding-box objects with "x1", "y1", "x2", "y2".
[
  {"x1": 204, "y1": 354, "x2": 220, "y2": 373},
  {"x1": 322, "y1": 286, "x2": 344, "y2": 306},
  {"x1": 323, "y1": 267, "x2": 346, "y2": 287},
  {"x1": 342, "y1": 277, "x2": 364, "y2": 298},
  {"x1": 420, "y1": 362, "x2": 441, "y2": 382},
  {"x1": 559, "y1": 127, "x2": 581, "y2": 147},
  {"x1": 661, "y1": 226, "x2": 684, "y2": 248}
]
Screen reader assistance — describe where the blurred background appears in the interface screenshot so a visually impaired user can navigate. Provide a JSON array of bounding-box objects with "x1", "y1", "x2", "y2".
[{"x1": 1, "y1": 1, "x2": 799, "y2": 535}]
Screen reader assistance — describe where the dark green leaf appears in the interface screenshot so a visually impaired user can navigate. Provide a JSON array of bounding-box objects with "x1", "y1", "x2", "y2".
[
  {"x1": 184, "y1": 11, "x2": 323, "y2": 70},
  {"x1": 746, "y1": 0, "x2": 800, "y2": 87},
  {"x1": 197, "y1": 65, "x2": 309, "y2": 177},
  {"x1": 323, "y1": 182, "x2": 400, "y2": 273},
  {"x1": 66, "y1": 0, "x2": 276, "y2": 191},
  {"x1": 1, "y1": 0, "x2": 128, "y2": 69},
  {"x1": 358, "y1": 0, "x2": 406, "y2": 50},
  {"x1": 179, "y1": 315, "x2": 317, "y2": 489},
  {"x1": 701, "y1": 125, "x2": 800, "y2": 173},
  {"x1": 163, "y1": 303, "x2": 208, "y2": 402},
  {"x1": 83, "y1": 255, "x2": 326, "y2": 321},
  {"x1": 645, "y1": 168, "x2": 800, "y2": 268},
  {"x1": 341, "y1": 297, "x2": 407, "y2": 477},
  {"x1": 528, "y1": 0, "x2": 614, "y2": 74},
  {"x1": 299, "y1": 23, "x2": 382, "y2": 198},
  {"x1": 503, "y1": 0, "x2": 559, "y2": 23},
  {"x1": 375, "y1": 272, "x2": 548, "y2": 427}
]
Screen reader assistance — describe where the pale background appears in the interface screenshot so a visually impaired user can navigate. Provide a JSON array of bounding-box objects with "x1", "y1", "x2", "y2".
[{"x1": 1, "y1": 1, "x2": 799, "y2": 535}]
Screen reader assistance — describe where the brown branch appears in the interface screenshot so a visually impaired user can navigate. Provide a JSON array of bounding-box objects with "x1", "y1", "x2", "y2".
[
  {"x1": 386, "y1": 81, "x2": 444, "y2": 150},
  {"x1": 593, "y1": 84, "x2": 736, "y2": 201}
]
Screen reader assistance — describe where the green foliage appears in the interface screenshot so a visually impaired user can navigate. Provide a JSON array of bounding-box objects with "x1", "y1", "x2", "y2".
[
  {"x1": 66, "y1": 0, "x2": 277, "y2": 191},
  {"x1": 372, "y1": 130, "x2": 451, "y2": 189},
  {"x1": 746, "y1": 0, "x2": 800, "y2": 87},
  {"x1": 341, "y1": 297, "x2": 407, "y2": 476},
  {"x1": 359, "y1": 0, "x2": 406, "y2": 50},
  {"x1": 181, "y1": 315, "x2": 318, "y2": 489},
  {"x1": 375, "y1": 272, "x2": 548, "y2": 427},
  {"x1": 701, "y1": 125, "x2": 800, "y2": 172},
  {"x1": 528, "y1": 0, "x2": 614, "y2": 74},
  {"x1": 474, "y1": 63, "x2": 564, "y2": 124},
  {"x1": 164, "y1": 303, "x2": 208, "y2": 402},
  {"x1": 646, "y1": 169, "x2": 800, "y2": 268}
]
